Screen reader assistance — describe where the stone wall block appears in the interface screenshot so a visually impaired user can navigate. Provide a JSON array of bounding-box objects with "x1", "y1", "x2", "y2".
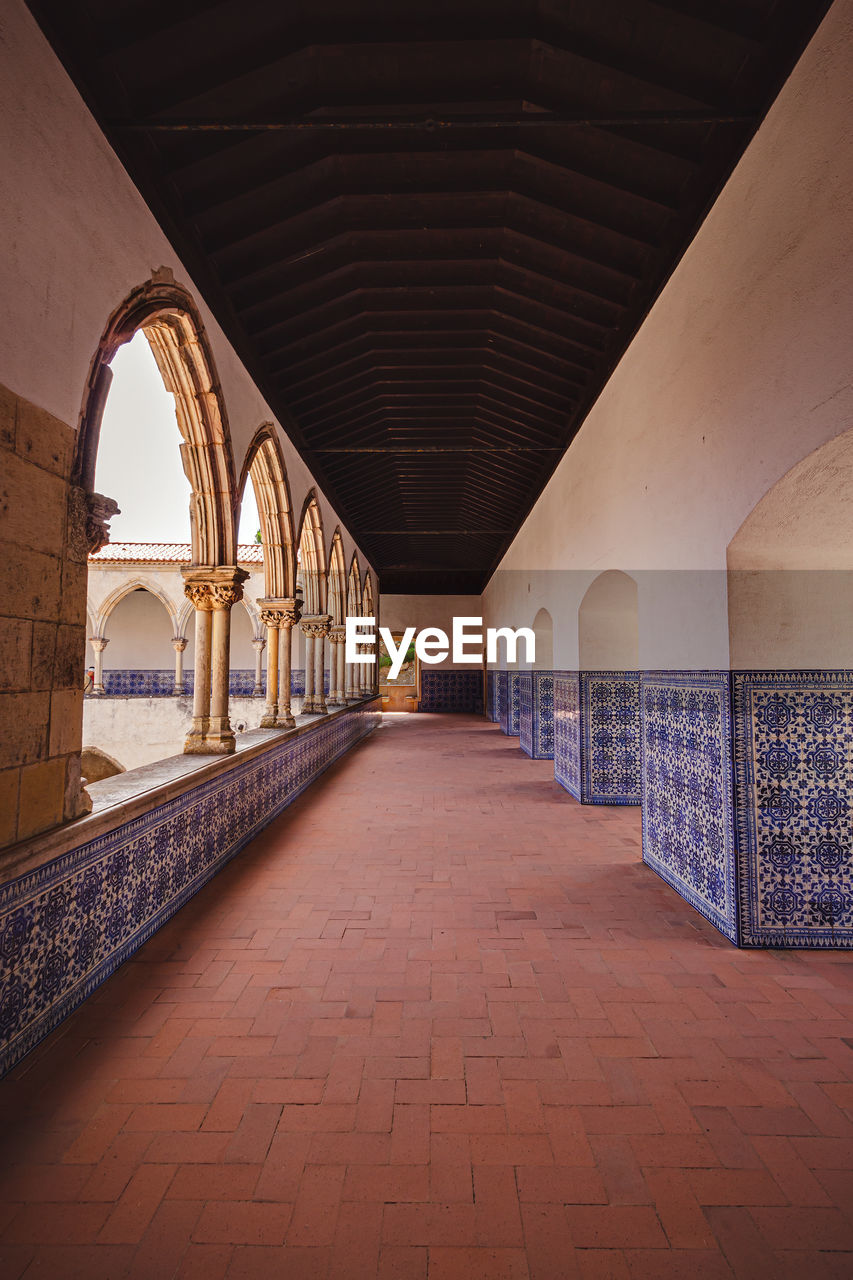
[
  {"x1": 0, "y1": 768, "x2": 19, "y2": 847},
  {"x1": 0, "y1": 617, "x2": 32, "y2": 691},
  {"x1": 0, "y1": 692, "x2": 49, "y2": 768},
  {"x1": 0, "y1": 385, "x2": 15, "y2": 449},
  {"x1": 64, "y1": 753, "x2": 91, "y2": 822},
  {"x1": 59, "y1": 556, "x2": 88, "y2": 627},
  {"x1": 65, "y1": 487, "x2": 90, "y2": 565},
  {"x1": 52, "y1": 623, "x2": 85, "y2": 691},
  {"x1": 0, "y1": 548, "x2": 62, "y2": 623},
  {"x1": 49, "y1": 688, "x2": 84, "y2": 757},
  {"x1": 0, "y1": 450, "x2": 66, "y2": 556},
  {"x1": 15, "y1": 399, "x2": 74, "y2": 479},
  {"x1": 17, "y1": 757, "x2": 66, "y2": 841},
  {"x1": 31, "y1": 621, "x2": 57, "y2": 690}
]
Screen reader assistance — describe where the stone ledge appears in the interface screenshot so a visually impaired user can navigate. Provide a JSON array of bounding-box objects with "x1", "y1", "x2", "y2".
[{"x1": 0, "y1": 697, "x2": 379, "y2": 885}]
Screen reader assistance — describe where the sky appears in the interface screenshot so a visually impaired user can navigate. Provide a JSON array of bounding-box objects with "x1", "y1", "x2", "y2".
[{"x1": 95, "y1": 330, "x2": 260, "y2": 544}]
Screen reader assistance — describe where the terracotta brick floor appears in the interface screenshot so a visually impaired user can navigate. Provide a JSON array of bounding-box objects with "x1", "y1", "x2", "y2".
[{"x1": 2, "y1": 713, "x2": 853, "y2": 1279}]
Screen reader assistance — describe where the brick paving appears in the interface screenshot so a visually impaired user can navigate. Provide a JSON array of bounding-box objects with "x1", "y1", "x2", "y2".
[{"x1": 2, "y1": 712, "x2": 853, "y2": 1278}]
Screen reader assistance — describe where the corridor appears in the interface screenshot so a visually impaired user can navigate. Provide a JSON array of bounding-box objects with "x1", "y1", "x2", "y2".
[{"x1": 1, "y1": 714, "x2": 852, "y2": 1279}]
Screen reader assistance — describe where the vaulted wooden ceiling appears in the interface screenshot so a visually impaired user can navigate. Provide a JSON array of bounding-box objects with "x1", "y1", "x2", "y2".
[{"x1": 28, "y1": 0, "x2": 831, "y2": 592}]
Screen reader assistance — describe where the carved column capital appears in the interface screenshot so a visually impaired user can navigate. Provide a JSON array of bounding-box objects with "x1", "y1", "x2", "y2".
[
  {"x1": 182, "y1": 566, "x2": 249, "y2": 612},
  {"x1": 258, "y1": 596, "x2": 303, "y2": 630},
  {"x1": 89, "y1": 636, "x2": 109, "y2": 653},
  {"x1": 85, "y1": 492, "x2": 121, "y2": 555},
  {"x1": 300, "y1": 613, "x2": 332, "y2": 640},
  {"x1": 171, "y1": 637, "x2": 188, "y2": 653},
  {"x1": 328, "y1": 625, "x2": 347, "y2": 645},
  {"x1": 251, "y1": 636, "x2": 267, "y2": 652}
]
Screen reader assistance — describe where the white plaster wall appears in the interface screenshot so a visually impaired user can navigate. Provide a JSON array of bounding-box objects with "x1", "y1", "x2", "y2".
[
  {"x1": 0, "y1": 0, "x2": 375, "y2": 592},
  {"x1": 103, "y1": 589, "x2": 174, "y2": 669},
  {"x1": 483, "y1": 0, "x2": 853, "y2": 670},
  {"x1": 82, "y1": 696, "x2": 268, "y2": 772}
]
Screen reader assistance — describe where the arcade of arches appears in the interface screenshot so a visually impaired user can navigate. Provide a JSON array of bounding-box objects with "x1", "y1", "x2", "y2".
[{"x1": 2, "y1": 1, "x2": 853, "y2": 1274}]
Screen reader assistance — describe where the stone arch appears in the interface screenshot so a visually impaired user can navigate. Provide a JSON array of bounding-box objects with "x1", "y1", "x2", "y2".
[
  {"x1": 74, "y1": 275, "x2": 237, "y2": 566},
  {"x1": 238, "y1": 426, "x2": 295, "y2": 599},
  {"x1": 531, "y1": 607, "x2": 554, "y2": 670},
  {"x1": 99, "y1": 585, "x2": 177, "y2": 672},
  {"x1": 327, "y1": 530, "x2": 347, "y2": 626},
  {"x1": 347, "y1": 552, "x2": 362, "y2": 618},
  {"x1": 296, "y1": 491, "x2": 326, "y2": 614},
  {"x1": 97, "y1": 579, "x2": 181, "y2": 638},
  {"x1": 578, "y1": 571, "x2": 638, "y2": 669},
  {"x1": 362, "y1": 570, "x2": 375, "y2": 617},
  {"x1": 727, "y1": 423, "x2": 853, "y2": 667}
]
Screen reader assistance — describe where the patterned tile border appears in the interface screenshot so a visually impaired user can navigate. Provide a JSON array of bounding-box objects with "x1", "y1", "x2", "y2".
[
  {"x1": 487, "y1": 671, "x2": 499, "y2": 722},
  {"x1": 499, "y1": 672, "x2": 521, "y2": 736},
  {"x1": 418, "y1": 670, "x2": 483, "y2": 714},
  {"x1": 580, "y1": 673, "x2": 641, "y2": 804},
  {"x1": 0, "y1": 701, "x2": 381, "y2": 1077},
  {"x1": 553, "y1": 672, "x2": 582, "y2": 799},
  {"x1": 100, "y1": 668, "x2": 328, "y2": 698},
  {"x1": 733, "y1": 671, "x2": 853, "y2": 949},
  {"x1": 519, "y1": 672, "x2": 554, "y2": 759},
  {"x1": 641, "y1": 672, "x2": 739, "y2": 944}
]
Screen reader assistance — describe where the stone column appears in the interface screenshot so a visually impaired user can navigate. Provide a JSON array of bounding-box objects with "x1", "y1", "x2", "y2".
[
  {"x1": 258, "y1": 597, "x2": 301, "y2": 729},
  {"x1": 182, "y1": 566, "x2": 249, "y2": 755},
  {"x1": 259, "y1": 613, "x2": 280, "y2": 727},
  {"x1": 252, "y1": 636, "x2": 266, "y2": 696},
  {"x1": 360, "y1": 640, "x2": 374, "y2": 697},
  {"x1": 89, "y1": 636, "x2": 109, "y2": 696},
  {"x1": 301, "y1": 615, "x2": 331, "y2": 715},
  {"x1": 172, "y1": 637, "x2": 188, "y2": 695},
  {"x1": 277, "y1": 601, "x2": 301, "y2": 729},
  {"x1": 327, "y1": 625, "x2": 346, "y2": 706},
  {"x1": 302, "y1": 627, "x2": 316, "y2": 713}
]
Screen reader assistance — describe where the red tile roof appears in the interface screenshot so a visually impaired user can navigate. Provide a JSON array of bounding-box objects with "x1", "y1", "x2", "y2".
[{"x1": 89, "y1": 542, "x2": 264, "y2": 564}]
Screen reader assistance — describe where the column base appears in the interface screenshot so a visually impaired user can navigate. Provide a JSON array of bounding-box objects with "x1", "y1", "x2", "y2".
[
  {"x1": 260, "y1": 710, "x2": 279, "y2": 728},
  {"x1": 173, "y1": 684, "x2": 186, "y2": 696},
  {"x1": 275, "y1": 714, "x2": 296, "y2": 730}
]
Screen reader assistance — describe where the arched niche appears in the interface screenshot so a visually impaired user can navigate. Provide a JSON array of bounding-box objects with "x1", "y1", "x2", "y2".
[
  {"x1": 347, "y1": 553, "x2": 361, "y2": 618},
  {"x1": 296, "y1": 492, "x2": 326, "y2": 614},
  {"x1": 327, "y1": 530, "x2": 347, "y2": 625},
  {"x1": 229, "y1": 599, "x2": 257, "y2": 670},
  {"x1": 75, "y1": 276, "x2": 236, "y2": 567},
  {"x1": 237, "y1": 427, "x2": 295, "y2": 599},
  {"x1": 578, "y1": 571, "x2": 638, "y2": 670},
  {"x1": 531, "y1": 607, "x2": 554, "y2": 670},
  {"x1": 102, "y1": 586, "x2": 175, "y2": 669},
  {"x1": 728, "y1": 424, "x2": 853, "y2": 667}
]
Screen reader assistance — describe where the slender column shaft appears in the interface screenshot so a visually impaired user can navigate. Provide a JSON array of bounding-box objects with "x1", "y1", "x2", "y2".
[
  {"x1": 336, "y1": 638, "x2": 345, "y2": 704},
  {"x1": 261, "y1": 623, "x2": 279, "y2": 728},
  {"x1": 90, "y1": 637, "x2": 108, "y2": 696},
  {"x1": 252, "y1": 637, "x2": 265, "y2": 696},
  {"x1": 172, "y1": 638, "x2": 187, "y2": 695},
  {"x1": 278, "y1": 621, "x2": 295, "y2": 727},
  {"x1": 303, "y1": 633, "x2": 315, "y2": 711},
  {"x1": 314, "y1": 628, "x2": 327, "y2": 714},
  {"x1": 188, "y1": 606, "x2": 212, "y2": 747},
  {"x1": 209, "y1": 604, "x2": 231, "y2": 724}
]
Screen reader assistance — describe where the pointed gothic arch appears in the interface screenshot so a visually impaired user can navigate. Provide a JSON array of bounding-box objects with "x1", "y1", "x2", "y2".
[
  {"x1": 238, "y1": 426, "x2": 295, "y2": 599},
  {"x1": 296, "y1": 491, "x2": 326, "y2": 614}
]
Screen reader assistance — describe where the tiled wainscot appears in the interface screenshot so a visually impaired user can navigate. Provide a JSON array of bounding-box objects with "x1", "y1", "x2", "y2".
[
  {"x1": 499, "y1": 671, "x2": 521, "y2": 736},
  {"x1": 487, "y1": 670, "x2": 499, "y2": 722},
  {"x1": 519, "y1": 672, "x2": 554, "y2": 759},
  {"x1": 418, "y1": 670, "x2": 483, "y2": 714},
  {"x1": 554, "y1": 672, "x2": 641, "y2": 805},
  {"x1": 0, "y1": 700, "x2": 381, "y2": 1076},
  {"x1": 641, "y1": 671, "x2": 853, "y2": 949}
]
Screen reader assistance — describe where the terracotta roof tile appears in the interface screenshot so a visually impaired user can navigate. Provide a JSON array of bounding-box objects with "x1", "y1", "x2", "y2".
[{"x1": 89, "y1": 542, "x2": 263, "y2": 564}]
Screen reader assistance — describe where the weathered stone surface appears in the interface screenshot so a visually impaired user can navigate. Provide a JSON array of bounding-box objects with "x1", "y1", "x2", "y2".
[
  {"x1": 0, "y1": 450, "x2": 66, "y2": 556},
  {"x1": 52, "y1": 623, "x2": 85, "y2": 691},
  {"x1": 49, "y1": 688, "x2": 84, "y2": 757},
  {"x1": 17, "y1": 757, "x2": 65, "y2": 840},
  {"x1": 0, "y1": 617, "x2": 32, "y2": 691},
  {"x1": 0, "y1": 384, "x2": 15, "y2": 450},
  {"x1": 59, "y1": 556, "x2": 88, "y2": 627},
  {"x1": 64, "y1": 753, "x2": 91, "y2": 821},
  {"x1": 15, "y1": 398, "x2": 74, "y2": 480},
  {"x1": 0, "y1": 768, "x2": 19, "y2": 847},
  {"x1": 30, "y1": 621, "x2": 57, "y2": 691},
  {"x1": 0, "y1": 547, "x2": 62, "y2": 622},
  {"x1": 0, "y1": 692, "x2": 49, "y2": 768}
]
